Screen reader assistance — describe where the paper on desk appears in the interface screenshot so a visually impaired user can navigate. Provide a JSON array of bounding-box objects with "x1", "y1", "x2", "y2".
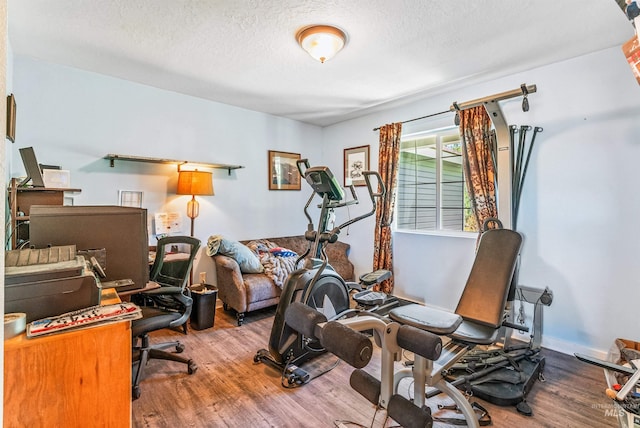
[
  {"x1": 154, "y1": 212, "x2": 184, "y2": 235},
  {"x1": 27, "y1": 303, "x2": 142, "y2": 338}
]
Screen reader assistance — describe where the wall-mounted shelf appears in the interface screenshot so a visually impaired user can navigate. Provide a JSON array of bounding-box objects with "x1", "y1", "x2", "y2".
[{"x1": 104, "y1": 154, "x2": 244, "y2": 175}]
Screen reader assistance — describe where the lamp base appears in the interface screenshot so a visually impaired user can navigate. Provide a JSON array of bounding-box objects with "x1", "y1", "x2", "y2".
[{"x1": 186, "y1": 196, "x2": 199, "y2": 237}]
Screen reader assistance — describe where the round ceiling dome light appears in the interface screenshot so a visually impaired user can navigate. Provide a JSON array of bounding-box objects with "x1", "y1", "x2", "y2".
[{"x1": 296, "y1": 25, "x2": 347, "y2": 63}]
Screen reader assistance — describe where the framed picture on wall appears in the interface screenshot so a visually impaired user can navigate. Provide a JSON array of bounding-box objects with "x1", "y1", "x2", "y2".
[
  {"x1": 344, "y1": 145, "x2": 370, "y2": 187},
  {"x1": 268, "y1": 150, "x2": 301, "y2": 190}
]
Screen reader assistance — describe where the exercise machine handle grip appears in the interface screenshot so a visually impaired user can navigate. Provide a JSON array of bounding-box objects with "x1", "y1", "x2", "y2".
[
  {"x1": 296, "y1": 158, "x2": 311, "y2": 177},
  {"x1": 335, "y1": 171, "x2": 386, "y2": 232},
  {"x1": 363, "y1": 171, "x2": 385, "y2": 198}
]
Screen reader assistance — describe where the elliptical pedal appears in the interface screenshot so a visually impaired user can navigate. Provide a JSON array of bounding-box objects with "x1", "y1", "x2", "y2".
[
  {"x1": 353, "y1": 290, "x2": 388, "y2": 306},
  {"x1": 284, "y1": 364, "x2": 310, "y2": 386}
]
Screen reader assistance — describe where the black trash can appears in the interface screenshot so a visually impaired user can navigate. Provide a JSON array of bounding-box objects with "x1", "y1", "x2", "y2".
[{"x1": 189, "y1": 284, "x2": 218, "y2": 330}]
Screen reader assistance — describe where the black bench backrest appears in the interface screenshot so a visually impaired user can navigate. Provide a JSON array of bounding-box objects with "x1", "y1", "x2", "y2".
[{"x1": 455, "y1": 228, "x2": 522, "y2": 328}]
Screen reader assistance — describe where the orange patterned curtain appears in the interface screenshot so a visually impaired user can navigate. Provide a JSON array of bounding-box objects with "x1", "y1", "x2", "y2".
[
  {"x1": 373, "y1": 122, "x2": 402, "y2": 294},
  {"x1": 459, "y1": 106, "x2": 497, "y2": 232}
]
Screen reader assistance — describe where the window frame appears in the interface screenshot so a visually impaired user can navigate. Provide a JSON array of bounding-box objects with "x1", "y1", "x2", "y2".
[{"x1": 394, "y1": 126, "x2": 476, "y2": 238}]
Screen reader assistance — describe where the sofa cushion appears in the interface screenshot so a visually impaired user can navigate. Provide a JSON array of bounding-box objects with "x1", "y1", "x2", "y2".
[
  {"x1": 207, "y1": 235, "x2": 264, "y2": 274},
  {"x1": 243, "y1": 273, "x2": 281, "y2": 302}
]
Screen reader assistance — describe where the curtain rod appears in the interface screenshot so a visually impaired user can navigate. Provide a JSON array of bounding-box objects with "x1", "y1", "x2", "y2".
[{"x1": 373, "y1": 83, "x2": 537, "y2": 131}]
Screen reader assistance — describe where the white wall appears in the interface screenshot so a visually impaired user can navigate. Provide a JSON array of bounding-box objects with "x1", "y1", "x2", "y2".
[
  {"x1": 11, "y1": 56, "x2": 323, "y2": 283},
  {"x1": 323, "y1": 46, "x2": 640, "y2": 357}
]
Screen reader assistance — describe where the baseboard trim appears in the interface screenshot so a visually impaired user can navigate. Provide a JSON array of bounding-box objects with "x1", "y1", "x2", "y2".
[{"x1": 541, "y1": 336, "x2": 608, "y2": 360}]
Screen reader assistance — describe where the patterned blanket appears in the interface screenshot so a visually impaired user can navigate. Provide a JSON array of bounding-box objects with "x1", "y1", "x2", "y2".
[{"x1": 245, "y1": 239, "x2": 301, "y2": 288}]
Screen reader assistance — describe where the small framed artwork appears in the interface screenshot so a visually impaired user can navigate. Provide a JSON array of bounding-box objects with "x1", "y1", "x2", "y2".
[
  {"x1": 119, "y1": 190, "x2": 144, "y2": 208},
  {"x1": 268, "y1": 150, "x2": 301, "y2": 190},
  {"x1": 6, "y1": 94, "x2": 16, "y2": 143},
  {"x1": 344, "y1": 145, "x2": 370, "y2": 186}
]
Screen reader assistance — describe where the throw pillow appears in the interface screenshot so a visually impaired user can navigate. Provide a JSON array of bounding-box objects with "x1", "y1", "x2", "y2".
[{"x1": 206, "y1": 235, "x2": 264, "y2": 273}]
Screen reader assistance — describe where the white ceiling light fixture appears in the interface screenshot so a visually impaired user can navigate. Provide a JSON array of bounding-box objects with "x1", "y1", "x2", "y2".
[{"x1": 296, "y1": 25, "x2": 347, "y2": 63}]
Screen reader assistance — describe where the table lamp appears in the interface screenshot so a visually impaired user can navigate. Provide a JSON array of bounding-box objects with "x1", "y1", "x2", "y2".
[{"x1": 176, "y1": 170, "x2": 214, "y2": 236}]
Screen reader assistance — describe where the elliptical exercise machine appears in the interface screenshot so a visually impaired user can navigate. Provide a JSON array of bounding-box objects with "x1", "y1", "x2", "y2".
[{"x1": 254, "y1": 160, "x2": 386, "y2": 385}]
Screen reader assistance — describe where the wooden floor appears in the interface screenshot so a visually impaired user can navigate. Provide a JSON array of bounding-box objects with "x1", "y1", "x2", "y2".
[{"x1": 132, "y1": 306, "x2": 619, "y2": 428}]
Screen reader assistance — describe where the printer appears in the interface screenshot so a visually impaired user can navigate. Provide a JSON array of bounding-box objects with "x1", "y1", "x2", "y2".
[{"x1": 4, "y1": 246, "x2": 101, "y2": 323}]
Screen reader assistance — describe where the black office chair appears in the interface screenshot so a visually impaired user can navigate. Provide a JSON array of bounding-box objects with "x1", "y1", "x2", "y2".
[
  {"x1": 131, "y1": 236, "x2": 201, "y2": 400},
  {"x1": 135, "y1": 235, "x2": 201, "y2": 333},
  {"x1": 149, "y1": 235, "x2": 202, "y2": 290}
]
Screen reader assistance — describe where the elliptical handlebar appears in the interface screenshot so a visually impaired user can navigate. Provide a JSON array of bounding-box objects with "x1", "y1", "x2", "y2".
[
  {"x1": 296, "y1": 160, "x2": 386, "y2": 260},
  {"x1": 296, "y1": 158, "x2": 311, "y2": 178},
  {"x1": 364, "y1": 170, "x2": 385, "y2": 198},
  {"x1": 334, "y1": 170, "x2": 385, "y2": 233}
]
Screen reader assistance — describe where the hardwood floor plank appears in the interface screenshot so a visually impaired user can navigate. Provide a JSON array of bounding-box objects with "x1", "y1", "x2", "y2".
[{"x1": 132, "y1": 307, "x2": 620, "y2": 427}]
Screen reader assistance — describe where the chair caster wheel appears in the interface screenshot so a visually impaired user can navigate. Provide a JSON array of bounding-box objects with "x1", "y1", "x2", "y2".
[
  {"x1": 188, "y1": 360, "x2": 198, "y2": 375},
  {"x1": 176, "y1": 343, "x2": 185, "y2": 353},
  {"x1": 132, "y1": 386, "x2": 141, "y2": 400},
  {"x1": 236, "y1": 312, "x2": 245, "y2": 326}
]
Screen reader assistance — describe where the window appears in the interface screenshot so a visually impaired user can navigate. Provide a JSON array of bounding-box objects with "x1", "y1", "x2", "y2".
[{"x1": 396, "y1": 126, "x2": 477, "y2": 233}]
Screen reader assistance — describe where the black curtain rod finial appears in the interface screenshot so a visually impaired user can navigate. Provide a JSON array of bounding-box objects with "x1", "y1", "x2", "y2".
[
  {"x1": 521, "y1": 83, "x2": 530, "y2": 112},
  {"x1": 452, "y1": 101, "x2": 461, "y2": 126}
]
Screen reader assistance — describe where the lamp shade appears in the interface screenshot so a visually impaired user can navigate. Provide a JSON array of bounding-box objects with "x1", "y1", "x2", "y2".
[
  {"x1": 296, "y1": 25, "x2": 346, "y2": 63},
  {"x1": 176, "y1": 170, "x2": 214, "y2": 196}
]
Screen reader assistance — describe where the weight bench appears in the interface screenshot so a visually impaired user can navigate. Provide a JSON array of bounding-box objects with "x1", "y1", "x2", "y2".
[
  {"x1": 388, "y1": 227, "x2": 522, "y2": 427},
  {"x1": 284, "y1": 227, "x2": 522, "y2": 427}
]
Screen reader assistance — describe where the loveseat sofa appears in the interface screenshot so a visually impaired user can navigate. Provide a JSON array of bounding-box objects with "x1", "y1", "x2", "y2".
[{"x1": 211, "y1": 235, "x2": 354, "y2": 326}]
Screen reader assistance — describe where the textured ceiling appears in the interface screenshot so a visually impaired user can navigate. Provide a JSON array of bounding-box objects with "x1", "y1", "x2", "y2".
[{"x1": 7, "y1": 0, "x2": 635, "y2": 126}]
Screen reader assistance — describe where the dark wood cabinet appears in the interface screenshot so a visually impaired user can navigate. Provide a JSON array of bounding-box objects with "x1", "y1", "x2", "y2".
[{"x1": 7, "y1": 178, "x2": 81, "y2": 249}]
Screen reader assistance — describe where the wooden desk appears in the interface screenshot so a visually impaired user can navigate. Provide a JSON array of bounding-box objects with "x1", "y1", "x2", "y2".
[{"x1": 3, "y1": 289, "x2": 131, "y2": 428}]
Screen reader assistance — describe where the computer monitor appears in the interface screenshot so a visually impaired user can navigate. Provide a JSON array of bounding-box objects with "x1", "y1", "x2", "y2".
[
  {"x1": 28, "y1": 205, "x2": 150, "y2": 291},
  {"x1": 18, "y1": 147, "x2": 45, "y2": 187}
]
